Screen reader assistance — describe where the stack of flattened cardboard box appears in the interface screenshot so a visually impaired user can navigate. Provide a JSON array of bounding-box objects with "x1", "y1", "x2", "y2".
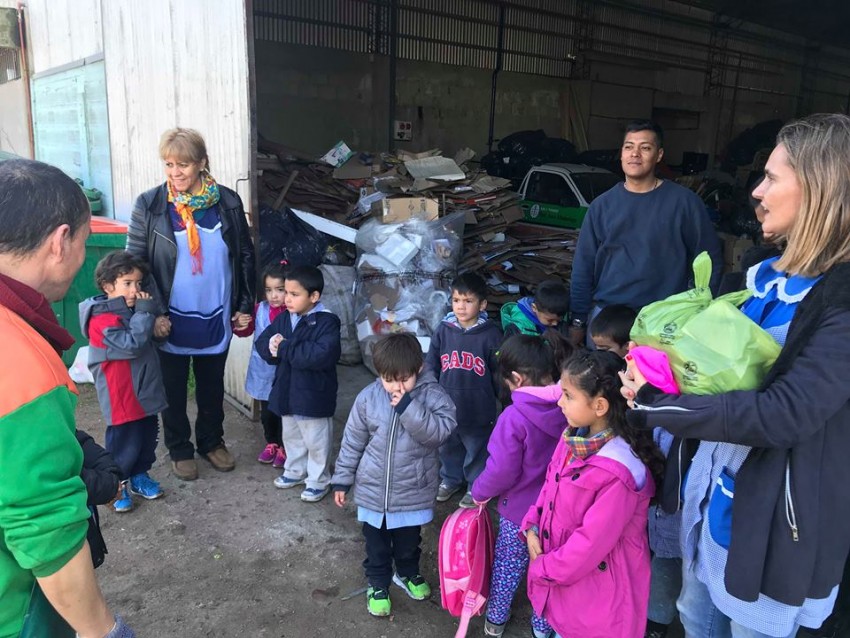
[{"x1": 461, "y1": 223, "x2": 578, "y2": 314}]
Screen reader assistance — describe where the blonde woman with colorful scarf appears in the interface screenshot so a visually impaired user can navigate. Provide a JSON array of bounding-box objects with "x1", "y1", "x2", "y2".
[{"x1": 127, "y1": 128, "x2": 255, "y2": 481}]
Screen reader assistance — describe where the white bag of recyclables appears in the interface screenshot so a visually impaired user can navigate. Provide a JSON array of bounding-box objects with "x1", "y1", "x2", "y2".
[
  {"x1": 354, "y1": 212, "x2": 466, "y2": 374},
  {"x1": 318, "y1": 265, "x2": 361, "y2": 365}
]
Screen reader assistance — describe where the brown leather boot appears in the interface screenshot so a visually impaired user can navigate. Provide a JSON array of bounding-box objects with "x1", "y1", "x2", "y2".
[
  {"x1": 171, "y1": 459, "x2": 198, "y2": 481},
  {"x1": 204, "y1": 445, "x2": 235, "y2": 472}
]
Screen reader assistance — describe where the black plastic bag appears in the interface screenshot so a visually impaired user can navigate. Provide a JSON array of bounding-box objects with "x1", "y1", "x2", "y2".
[
  {"x1": 497, "y1": 129, "x2": 547, "y2": 155},
  {"x1": 258, "y1": 205, "x2": 328, "y2": 271}
]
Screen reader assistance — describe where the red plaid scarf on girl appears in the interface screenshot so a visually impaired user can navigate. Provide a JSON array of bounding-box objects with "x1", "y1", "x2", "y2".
[{"x1": 563, "y1": 427, "x2": 614, "y2": 465}]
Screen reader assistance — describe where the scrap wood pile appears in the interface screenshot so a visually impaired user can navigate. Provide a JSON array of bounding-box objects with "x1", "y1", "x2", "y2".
[
  {"x1": 255, "y1": 133, "x2": 578, "y2": 318},
  {"x1": 256, "y1": 135, "x2": 360, "y2": 223},
  {"x1": 461, "y1": 223, "x2": 578, "y2": 314}
]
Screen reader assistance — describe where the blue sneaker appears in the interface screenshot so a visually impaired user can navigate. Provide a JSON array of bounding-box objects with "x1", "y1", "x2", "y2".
[
  {"x1": 300, "y1": 486, "x2": 330, "y2": 502},
  {"x1": 113, "y1": 485, "x2": 133, "y2": 513},
  {"x1": 129, "y1": 473, "x2": 163, "y2": 500},
  {"x1": 274, "y1": 474, "x2": 306, "y2": 489}
]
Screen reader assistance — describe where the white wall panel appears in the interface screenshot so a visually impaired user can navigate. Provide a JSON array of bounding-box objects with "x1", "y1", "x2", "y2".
[
  {"x1": 102, "y1": 0, "x2": 252, "y2": 222},
  {"x1": 26, "y1": 0, "x2": 103, "y2": 73}
]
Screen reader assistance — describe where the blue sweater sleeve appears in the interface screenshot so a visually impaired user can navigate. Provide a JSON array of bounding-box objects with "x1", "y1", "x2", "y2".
[{"x1": 570, "y1": 205, "x2": 600, "y2": 321}]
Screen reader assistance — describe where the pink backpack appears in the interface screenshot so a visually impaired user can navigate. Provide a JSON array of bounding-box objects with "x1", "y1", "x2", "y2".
[{"x1": 438, "y1": 505, "x2": 495, "y2": 637}]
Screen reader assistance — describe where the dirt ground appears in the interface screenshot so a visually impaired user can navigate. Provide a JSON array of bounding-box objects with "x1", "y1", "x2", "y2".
[{"x1": 81, "y1": 364, "x2": 544, "y2": 638}]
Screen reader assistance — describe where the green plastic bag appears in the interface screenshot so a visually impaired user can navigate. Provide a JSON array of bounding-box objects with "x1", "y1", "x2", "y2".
[{"x1": 630, "y1": 251, "x2": 781, "y2": 395}]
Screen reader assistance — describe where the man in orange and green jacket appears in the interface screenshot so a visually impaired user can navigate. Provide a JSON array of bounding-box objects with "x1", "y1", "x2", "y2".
[{"x1": 0, "y1": 159, "x2": 133, "y2": 638}]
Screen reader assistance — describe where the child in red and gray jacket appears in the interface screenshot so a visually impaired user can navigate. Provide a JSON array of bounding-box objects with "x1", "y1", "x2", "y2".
[{"x1": 80, "y1": 251, "x2": 168, "y2": 514}]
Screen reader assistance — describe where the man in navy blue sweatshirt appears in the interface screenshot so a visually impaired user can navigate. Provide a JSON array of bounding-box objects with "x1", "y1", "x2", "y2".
[{"x1": 569, "y1": 120, "x2": 722, "y2": 347}]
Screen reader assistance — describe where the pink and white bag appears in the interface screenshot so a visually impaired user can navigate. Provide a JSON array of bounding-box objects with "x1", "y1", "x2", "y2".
[{"x1": 438, "y1": 505, "x2": 495, "y2": 637}]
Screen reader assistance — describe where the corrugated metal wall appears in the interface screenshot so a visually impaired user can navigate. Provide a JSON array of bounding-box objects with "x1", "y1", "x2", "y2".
[
  {"x1": 26, "y1": 0, "x2": 103, "y2": 74},
  {"x1": 253, "y1": 0, "x2": 850, "y2": 105},
  {"x1": 101, "y1": 0, "x2": 253, "y2": 221}
]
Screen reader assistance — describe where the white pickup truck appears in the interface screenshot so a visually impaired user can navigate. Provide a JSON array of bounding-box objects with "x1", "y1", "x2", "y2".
[{"x1": 518, "y1": 163, "x2": 619, "y2": 229}]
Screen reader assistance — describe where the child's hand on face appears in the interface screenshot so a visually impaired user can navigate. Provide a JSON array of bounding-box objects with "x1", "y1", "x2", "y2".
[
  {"x1": 333, "y1": 491, "x2": 346, "y2": 507},
  {"x1": 136, "y1": 291, "x2": 151, "y2": 300},
  {"x1": 269, "y1": 334, "x2": 284, "y2": 357},
  {"x1": 389, "y1": 388, "x2": 406, "y2": 407},
  {"x1": 527, "y1": 529, "x2": 543, "y2": 561}
]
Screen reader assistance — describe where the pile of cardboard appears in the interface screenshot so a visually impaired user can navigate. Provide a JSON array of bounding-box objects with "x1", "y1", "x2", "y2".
[
  {"x1": 256, "y1": 136, "x2": 360, "y2": 222},
  {"x1": 461, "y1": 223, "x2": 578, "y2": 313}
]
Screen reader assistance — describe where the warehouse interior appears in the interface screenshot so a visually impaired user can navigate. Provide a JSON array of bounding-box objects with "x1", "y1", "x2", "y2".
[{"x1": 251, "y1": 0, "x2": 850, "y2": 167}]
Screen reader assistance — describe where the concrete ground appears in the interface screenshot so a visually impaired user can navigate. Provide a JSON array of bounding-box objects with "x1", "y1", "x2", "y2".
[{"x1": 82, "y1": 363, "x2": 686, "y2": 637}]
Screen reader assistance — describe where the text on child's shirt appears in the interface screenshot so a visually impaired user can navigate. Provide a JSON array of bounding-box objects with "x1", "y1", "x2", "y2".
[{"x1": 440, "y1": 350, "x2": 486, "y2": 377}]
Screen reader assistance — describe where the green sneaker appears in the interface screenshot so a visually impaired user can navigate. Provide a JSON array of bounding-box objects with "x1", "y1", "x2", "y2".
[
  {"x1": 392, "y1": 573, "x2": 431, "y2": 600},
  {"x1": 366, "y1": 587, "x2": 391, "y2": 617}
]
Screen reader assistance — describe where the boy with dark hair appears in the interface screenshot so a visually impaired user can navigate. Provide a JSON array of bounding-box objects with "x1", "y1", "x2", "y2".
[
  {"x1": 501, "y1": 279, "x2": 570, "y2": 338},
  {"x1": 256, "y1": 265, "x2": 341, "y2": 503},
  {"x1": 80, "y1": 251, "x2": 169, "y2": 513},
  {"x1": 332, "y1": 332, "x2": 456, "y2": 617},
  {"x1": 589, "y1": 303, "x2": 637, "y2": 357},
  {"x1": 426, "y1": 272, "x2": 502, "y2": 508}
]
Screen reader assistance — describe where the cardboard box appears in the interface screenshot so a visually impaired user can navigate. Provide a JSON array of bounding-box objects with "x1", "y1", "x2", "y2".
[{"x1": 378, "y1": 196, "x2": 439, "y2": 224}]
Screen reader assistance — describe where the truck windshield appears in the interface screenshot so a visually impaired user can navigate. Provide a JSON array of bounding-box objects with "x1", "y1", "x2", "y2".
[{"x1": 570, "y1": 172, "x2": 621, "y2": 203}]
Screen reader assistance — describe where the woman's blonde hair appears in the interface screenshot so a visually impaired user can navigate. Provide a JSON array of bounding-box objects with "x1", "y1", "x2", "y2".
[
  {"x1": 774, "y1": 113, "x2": 850, "y2": 277},
  {"x1": 158, "y1": 128, "x2": 210, "y2": 171}
]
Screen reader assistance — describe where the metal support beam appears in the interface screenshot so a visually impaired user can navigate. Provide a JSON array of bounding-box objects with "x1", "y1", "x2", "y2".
[
  {"x1": 386, "y1": 0, "x2": 398, "y2": 152},
  {"x1": 486, "y1": 3, "x2": 505, "y2": 153},
  {"x1": 572, "y1": 0, "x2": 593, "y2": 80},
  {"x1": 796, "y1": 42, "x2": 820, "y2": 117}
]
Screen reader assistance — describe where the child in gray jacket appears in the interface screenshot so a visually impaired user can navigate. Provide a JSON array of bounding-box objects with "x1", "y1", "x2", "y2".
[{"x1": 332, "y1": 333, "x2": 457, "y2": 618}]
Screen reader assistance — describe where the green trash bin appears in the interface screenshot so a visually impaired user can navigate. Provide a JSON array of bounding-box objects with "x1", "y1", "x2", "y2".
[{"x1": 52, "y1": 218, "x2": 128, "y2": 366}]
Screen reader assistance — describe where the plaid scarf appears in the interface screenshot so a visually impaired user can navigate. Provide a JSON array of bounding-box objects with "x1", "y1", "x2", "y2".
[
  {"x1": 563, "y1": 427, "x2": 614, "y2": 465},
  {"x1": 167, "y1": 172, "x2": 220, "y2": 274}
]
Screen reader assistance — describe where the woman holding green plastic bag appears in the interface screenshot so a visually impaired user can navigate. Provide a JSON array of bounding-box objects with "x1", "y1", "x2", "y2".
[{"x1": 622, "y1": 113, "x2": 850, "y2": 638}]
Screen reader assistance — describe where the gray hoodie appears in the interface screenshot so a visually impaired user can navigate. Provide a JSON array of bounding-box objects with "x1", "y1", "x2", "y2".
[{"x1": 332, "y1": 370, "x2": 457, "y2": 513}]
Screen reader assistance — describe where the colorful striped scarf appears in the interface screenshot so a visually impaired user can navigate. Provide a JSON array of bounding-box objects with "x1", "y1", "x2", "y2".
[
  {"x1": 167, "y1": 172, "x2": 221, "y2": 274},
  {"x1": 563, "y1": 427, "x2": 614, "y2": 464}
]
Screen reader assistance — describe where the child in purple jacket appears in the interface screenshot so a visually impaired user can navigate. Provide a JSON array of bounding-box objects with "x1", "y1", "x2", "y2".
[{"x1": 470, "y1": 332, "x2": 573, "y2": 638}]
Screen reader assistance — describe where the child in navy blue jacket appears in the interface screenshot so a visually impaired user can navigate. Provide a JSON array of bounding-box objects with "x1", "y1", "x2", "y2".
[
  {"x1": 256, "y1": 266, "x2": 341, "y2": 503},
  {"x1": 426, "y1": 272, "x2": 502, "y2": 508}
]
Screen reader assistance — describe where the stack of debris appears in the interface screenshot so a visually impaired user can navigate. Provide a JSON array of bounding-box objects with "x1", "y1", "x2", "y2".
[
  {"x1": 256, "y1": 136, "x2": 360, "y2": 223},
  {"x1": 256, "y1": 134, "x2": 578, "y2": 324}
]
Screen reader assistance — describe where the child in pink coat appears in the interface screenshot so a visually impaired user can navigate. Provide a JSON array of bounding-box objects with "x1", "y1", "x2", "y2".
[{"x1": 521, "y1": 350, "x2": 665, "y2": 638}]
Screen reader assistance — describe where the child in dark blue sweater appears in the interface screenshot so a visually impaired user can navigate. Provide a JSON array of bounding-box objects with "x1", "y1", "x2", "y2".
[
  {"x1": 426, "y1": 272, "x2": 502, "y2": 508},
  {"x1": 256, "y1": 266, "x2": 341, "y2": 504}
]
